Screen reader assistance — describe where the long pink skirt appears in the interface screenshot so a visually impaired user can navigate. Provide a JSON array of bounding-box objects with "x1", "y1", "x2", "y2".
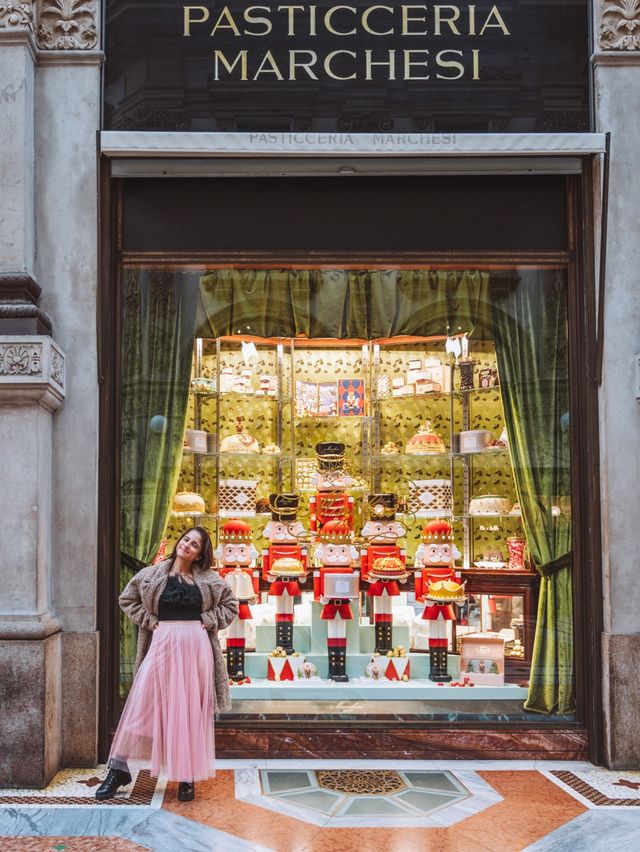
[{"x1": 109, "y1": 621, "x2": 215, "y2": 782}]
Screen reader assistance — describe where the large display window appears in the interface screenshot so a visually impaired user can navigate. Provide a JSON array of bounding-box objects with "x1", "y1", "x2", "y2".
[{"x1": 118, "y1": 265, "x2": 573, "y2": 723}]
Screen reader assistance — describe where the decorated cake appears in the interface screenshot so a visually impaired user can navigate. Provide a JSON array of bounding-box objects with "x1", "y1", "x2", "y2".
[
  {"x1": 406, "y1": 420, "x2": 446, "y2": 455},
  {"x1": 270, "y1": 556, "x2": 306, "y2": 576},
  {"x1": 468, "y1": 494, "x2": 512, "y2": 515},
  {"x1": 426, "y1": 578, "x2": 467, "y2": 603},
  {"x1": 267, "y1": 648, "x2": 306, "y2": 681},
  {"x1": 220, "y1": 416, "x2": 260, "y2": 454},
  {"x1": 369, "y1": 556, "x2": 409, "y2": 580},
  {"x1": 172, "y1": 491, "x2": 206, "y2": 514}
]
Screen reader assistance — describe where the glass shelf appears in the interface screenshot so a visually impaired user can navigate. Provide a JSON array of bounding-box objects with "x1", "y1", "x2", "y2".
[
  {"x1": 170, "y1": 511, "x2": 218, "y2": 519},
  {"x1": 455, "y1": 513, "x2": 521, "y2": 520},
  {"x1": 294, "y1": 414, "x2": 371, "y2": 421},
  {"x1": 376, "y1": 452, "x2": 451, "y2": 461},
  {"x1": 182, "y1": 450, "x2": 292, "y2": 462}
]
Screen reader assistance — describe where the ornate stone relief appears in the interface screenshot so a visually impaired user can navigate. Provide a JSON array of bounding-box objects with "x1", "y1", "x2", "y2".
[
  {"x1": 0, "y1": 1, "x2": 34, "y2": 31},
  {"x1": 36, "y1": 0, "x2": 97, "y2": 49},
  {"x1": 0, "y1": 342, "x2": 42, "y2": 376},
  {"x1": 600, "y1": 0, "x2": 640, "y2": 50}
]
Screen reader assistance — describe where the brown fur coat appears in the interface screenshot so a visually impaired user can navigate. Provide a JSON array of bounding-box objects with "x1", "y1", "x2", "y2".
[{"x1": 119, "y1": 558, "x2": 238, "y2": 713}]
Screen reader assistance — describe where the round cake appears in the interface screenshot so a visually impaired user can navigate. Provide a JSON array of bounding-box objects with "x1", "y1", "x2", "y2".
[
  {"x1": 369, "y1": 556, "x2": 408, "y2": 579},
  {"x1": 468, "y1": 494, "x2": 512, "y2": 515},
  {"x1": 270, "y1": 556, "x2": 305, "y2": 576},
  {"x1": 406, "y1": 420, "x2": 445, "y2": 455},
  {"x1": 426, "y1": 578, "x2": 466, "y2": 602},
  {"x1": 172, "y1": 491, "x2": 205, "y2": 514},
  {"x1": 220, "y1": 431, "x2": 260, "y2": 453}
]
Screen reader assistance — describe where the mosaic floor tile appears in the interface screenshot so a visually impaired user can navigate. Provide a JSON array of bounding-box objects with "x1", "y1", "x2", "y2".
[
  {"x1": 0, "y1": 838, "x2": 148, "y2": 851},
  {"x1": 549, "y1": 768, "x2": 640, "y2": 807}
]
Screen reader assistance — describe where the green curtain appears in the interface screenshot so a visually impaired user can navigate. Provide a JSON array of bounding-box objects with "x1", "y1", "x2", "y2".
[
  {"x1": 119, "y1": 269, "x2": 198, "y2": 692},
  {"x1": 491, "y1": 271, "x2": 573, "y2": 714},
  {"x1": 198, "y1": 269, "x2": 491, "y2": 339}
]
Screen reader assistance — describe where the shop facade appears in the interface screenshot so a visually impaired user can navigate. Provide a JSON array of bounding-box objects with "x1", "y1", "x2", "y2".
[{"x1": 1, "y1": 2, "x2": 639, "y2": 787}]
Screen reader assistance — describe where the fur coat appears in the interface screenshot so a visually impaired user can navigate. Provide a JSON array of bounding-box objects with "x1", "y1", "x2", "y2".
[{"x1": 119, "y1": 558, "x2": 238, "y2": 713}]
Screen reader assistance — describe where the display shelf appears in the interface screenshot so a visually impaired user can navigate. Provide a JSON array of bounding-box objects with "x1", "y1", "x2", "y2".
[
  {"x1": 376, "y1": 452, "x2": 451, "y2": 462},
  {"x1": 170, "y1": 511, "x2": 217, "y2": 519},
  {"x1": 229, "y1": 679, "x2": 528, "y2": 701}
]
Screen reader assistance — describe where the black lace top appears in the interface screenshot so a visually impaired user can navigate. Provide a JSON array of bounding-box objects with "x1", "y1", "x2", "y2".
[{"x1": 158, "y1": 574, "x2": 203, "y2": 622}]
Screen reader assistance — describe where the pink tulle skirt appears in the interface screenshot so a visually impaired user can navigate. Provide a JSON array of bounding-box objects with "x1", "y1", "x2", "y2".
[{"x1": 109, "y1": 621, "x2": 215, "y2": 782}]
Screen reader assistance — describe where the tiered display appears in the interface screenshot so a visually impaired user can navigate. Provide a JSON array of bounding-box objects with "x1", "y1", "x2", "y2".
[{"x1": 166, "y1": 337, "x2": 540, "y2": 693}]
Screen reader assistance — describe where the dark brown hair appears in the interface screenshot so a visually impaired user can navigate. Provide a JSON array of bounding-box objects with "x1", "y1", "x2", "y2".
[{"x1": 170, "y1": 526, "x2": 214, "y2": 572}]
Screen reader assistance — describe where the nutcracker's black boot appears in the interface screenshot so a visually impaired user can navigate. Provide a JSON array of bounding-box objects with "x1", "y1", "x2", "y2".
[
  {"x1": 95, "y1": 767, "x2": 132, "y2": 801},
  {"x1": 374, "y1": 621, "x2": 393, "y2": 655},
  {"x1": 275, "y1": 621, "x2": 295, "y2": 654},
  {"x1": 327, "y1": 645, "x2": 349, "y2": 682},
  {"x1": 226, "y1": 646, "x2": 246, "y2": 681},
  {"x1": 178, "y1": 782, "x2": 195, "y2": 802},
  {"x1": 428, "y1": 646, "x2": 452, "y2": 682}
]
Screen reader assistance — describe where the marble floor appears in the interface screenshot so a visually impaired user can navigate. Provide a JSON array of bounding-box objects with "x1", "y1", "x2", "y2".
[{"x1": 2, "y1": 760, "x2": 640, "y2": 851}]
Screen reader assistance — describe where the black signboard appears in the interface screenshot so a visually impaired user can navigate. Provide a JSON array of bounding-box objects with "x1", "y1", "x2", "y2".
[{"x1": 104, "y1": 1, "x2": 590, "y2": 133}]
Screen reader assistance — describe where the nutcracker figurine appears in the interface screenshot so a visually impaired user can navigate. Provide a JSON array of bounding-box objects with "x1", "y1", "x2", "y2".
[
  {"x1": 365, "y1": 556, "x2": 410, "y2": 654},
  {"x1": 215, "y1": 519, "x2": 259, "y2": 683},
  {"x1": 360, "y1": 493, "x2": 406, "y2": 581},
  {"x1": 262, "y1": 493, "x2": 309, "y2": 654},
  {"x1": 309, "y1": 442, "x2": 355, "y2": 532},
  {"x1": 313, "y1": 519, "x2": 360, "y2": 682},
  {"x1": 414, "y1": 519, "x2": 465, "y2": 682}
]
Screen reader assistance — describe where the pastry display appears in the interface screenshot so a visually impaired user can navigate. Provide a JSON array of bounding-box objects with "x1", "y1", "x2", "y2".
[
  {"x1": 487, "y1": 427, "x2": 509, "y2": 449},
  {"x1": 459, "y1": 429, "x2": 491, "y2": 453},
  {"x1": 369, "y1": 556, "x2": 409, "y2": 580},
  {"x1": 172, "y1": 491, "x2": 206, "y2": 514},
  {"x1": 406, "y1": 420, "x2": 446, "y2": 454},
  {"x1": 220, "y1": 416, "x2": 260, "y2": 454},
  {"x1": 468, "y1": 494, "x2": 512, "y2": 515},
  {"x1": 191, "y1": 376, "x2": 216, "y2": 394},
  {"x1": 473, "y1": 549, "x2": 507, "y2": 569},
  {"x1": 270, "y1": 556, "x2": 306, "y2": 576}
]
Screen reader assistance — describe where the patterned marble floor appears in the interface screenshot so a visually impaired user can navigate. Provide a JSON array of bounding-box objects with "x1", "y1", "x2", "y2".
[{"x1": 2, "y1": 760, "x2": 640, "y2": 851}]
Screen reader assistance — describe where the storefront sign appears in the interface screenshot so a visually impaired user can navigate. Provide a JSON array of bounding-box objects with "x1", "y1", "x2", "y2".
[{"x1": 104, "y1": 1, "x2": 590, "y2": 133}]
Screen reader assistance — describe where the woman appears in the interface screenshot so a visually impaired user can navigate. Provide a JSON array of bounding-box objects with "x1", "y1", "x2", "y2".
[{"x1": 96, "y1": 527, "x2": 238, "y2": 802}]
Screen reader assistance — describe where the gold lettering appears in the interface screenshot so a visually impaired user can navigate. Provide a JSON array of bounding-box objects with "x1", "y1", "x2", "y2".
[
  {"x1": 324, "y1": 49, "x2": 357, "y2": 79},
  {"x1": 289, "y1": 49, "x2": 319, "y2": 79},
  {"x1": 401, "y1": 5, "x2": 427, "y2": 36},
  {"x1": 403, "y1": 49, "x2": 430, "y2": 80},
  {"x1": 435, "y1": 49, "x2": 464, "y2": 79},
  {"x1": 325, "y1": 6, "x2": 357, "y2": 36},
  {"x1": 243, "y1": 7, "x2": 272, "y2": 36},
  {"x1": 213, "y1": 49, "x2": 247, "y2": 80},
  {"x1": 365, "y1": 49, "x2": 396, "y2": 81},
  {"x1": 468, "y1": 4, "x2": 476, "y2": 36},
  {"x1": 183, "y1": 5, "x2": 209, "y2": 37},
  {"x1": 210, "y1": 7, "x2": 241, "y2": 36},
  {"x1": 309, "y1": 4, "x2": 317, "y2": 35},
  {"x1": 479, "y1": 5, "x2": 510, "y2": 36},
  {"x1": 276, "y1": 5, "x2": 305, "y2": 36},
  {"x1": 254, "y1": 49, "x2": 284, "y2": 79},
  {"x1": 472, "y1": 47, "x2": 480, "y2": 79},
  {"x1": 434, "y1": 5, "x2": 460, "y2": 36},
  {"x1": 362, "y1": 6, "x2": 394, "y2": 37}
]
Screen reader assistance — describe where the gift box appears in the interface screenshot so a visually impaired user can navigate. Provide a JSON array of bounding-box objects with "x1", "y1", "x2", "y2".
[
  {"x1": 382, "y1": 656, "x2": 410, "y2": 681},
  {"x1": 408, "y1": 479, "x2": 453, "y2": 517},
  {"x1": 218, "y1": 479, "x2": 258, "y2": 517},
  {"x1": 267, "y1": 655, "x2": 306, "y2": 681},
  {"x1": 460, "y1": 632, "x2": 505, "y2": 685}
]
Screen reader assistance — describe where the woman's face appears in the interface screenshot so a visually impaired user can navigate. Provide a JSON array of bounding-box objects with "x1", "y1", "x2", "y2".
[{"x1": 176, "y1": 530, "x2": 203, "y2": 563}]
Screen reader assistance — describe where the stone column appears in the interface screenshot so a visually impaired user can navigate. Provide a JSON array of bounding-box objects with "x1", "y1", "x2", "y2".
[
  {"x1": 0, "y1": 338, "x2": 65, "y2": 787},
  {"x1": 594, "y1": 0, "x2": 640, "y2": 768}
]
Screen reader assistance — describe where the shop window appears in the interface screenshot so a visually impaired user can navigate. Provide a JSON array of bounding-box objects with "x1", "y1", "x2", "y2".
[{"x1": 119, "y1": 265, "x2": 574, "y2": 722}]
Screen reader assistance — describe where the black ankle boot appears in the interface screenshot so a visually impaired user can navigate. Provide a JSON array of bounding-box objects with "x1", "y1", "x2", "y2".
[
  {"x1": 428, "y1": 646, "x2": 452, "y2": 682},
  {"x1": 95, "y1": 767, "x2": 132, "y2": 800},
  {"x1": 178, "y1": 781, "x2": 195, "y2": 801}
]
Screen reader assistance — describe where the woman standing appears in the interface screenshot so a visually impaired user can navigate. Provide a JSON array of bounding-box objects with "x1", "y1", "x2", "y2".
[{"x1": 96, "y1": 526, "x2": 238, "y2": 802}]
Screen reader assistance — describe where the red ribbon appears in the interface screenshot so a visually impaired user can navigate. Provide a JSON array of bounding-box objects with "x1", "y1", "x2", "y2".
[
  {"x1": 269, "y1": 580, "x2": 301, "y2": 596},
  {"x1": 321, "y1": 603, "x2": 353, "y2": 620},
  {"x1": 367, "y1": 580, "x2": 400, "y2": 597}
]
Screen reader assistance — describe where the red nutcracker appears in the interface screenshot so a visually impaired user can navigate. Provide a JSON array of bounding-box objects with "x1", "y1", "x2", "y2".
[
  {"x1": 365, "y1": 556, "x2": 410, "y2": 654},
  {"x1": 262, "y1": 493, "x2": 308, "y2": 654},
  {"x1": 414, "y1": 519, "x2": 466, "y2": 682},
  {"x1": 215, "y1": 519, "x2": 259, "y2": 683},
  {"x1": 360, "y1": 493, "x2": 406, "y2": 581},
  {"x1": 313, "y1": 519, "x2": 360, "y2": 682},
  {"x1": 309, "y1": 442, "x2": 355, "y2": 532}
]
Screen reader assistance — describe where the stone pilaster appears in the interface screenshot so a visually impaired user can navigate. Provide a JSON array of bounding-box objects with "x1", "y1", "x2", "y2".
[
  {"x1": 0, "y1": 336, "x2": 65, "y2": 787},
  {"x1": 593, "y1": 0, "x2": 640, "y2": 769}
]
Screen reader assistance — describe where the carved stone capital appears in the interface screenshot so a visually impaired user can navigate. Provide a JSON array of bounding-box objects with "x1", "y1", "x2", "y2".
[
  {"x1": 600, "y1": 0, "x2": 640, "y2": 50},
  {"x1": 0, "y1": 336, "x2": 65, "y2": 411},
  {"x1": 0, "y1": 274, "x2": 52, "y2": 335},
  {"x1": 36, "y1": 0, "x2": 98, "y2": 50},
  {"x1": 0, "y1": 1, "x2": 35, "y2": 32}
]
